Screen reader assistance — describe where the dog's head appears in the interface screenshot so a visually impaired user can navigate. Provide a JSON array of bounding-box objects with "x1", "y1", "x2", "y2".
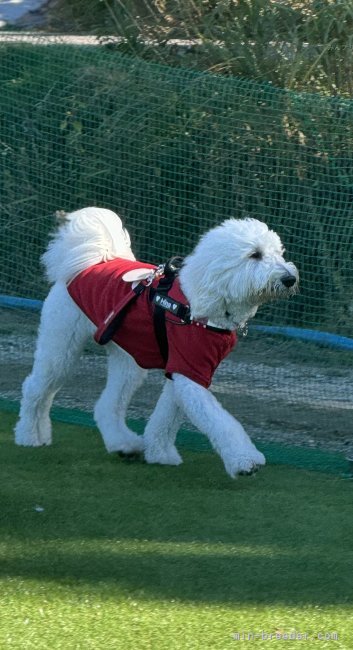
[{"x1": 179, "y1": 218, "x2": 299, "y2": 330}]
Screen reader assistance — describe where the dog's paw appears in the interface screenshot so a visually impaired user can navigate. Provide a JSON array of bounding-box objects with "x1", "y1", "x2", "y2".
[
  {"x1": 106, "y1": 432, "x2": 145, "y2": 455},
  {"x1": 117, "y1": 450, "x2": 144, "y2": 462},
  {"x1": 14, "y1": 426, "x2": 51, "y2": 447},
  {"x1": 248, "y1": 446, "x2": 266, "y2": 467},
  {"x1": 15, "y1": 438, "x2": 50, "y2": 448},
  {"x1": 144, "y1": 445, "x2": 183, "y2": 467},
  {"x1": 224, "y1": 449, "x2": 266, "y2": 479}
]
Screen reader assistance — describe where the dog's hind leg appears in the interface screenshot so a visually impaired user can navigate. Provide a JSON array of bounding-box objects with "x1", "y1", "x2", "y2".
[
  {"x1": 144, "y1": 379, "x2": 184, "y2": 466},
  {"x1": 94, "y1": 344, "x2": 147, "y2": 454},
  {"x1": 15, "y1": 282, "x2": 93, "y2": 447}
]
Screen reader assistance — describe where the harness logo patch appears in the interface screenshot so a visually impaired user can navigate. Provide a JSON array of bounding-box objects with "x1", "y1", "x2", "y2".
[
  {"x1": 153, "y1": 291, "x2": 191, "y2": 323},
  {"x1": 155, "y1": 295, "x2": 178, "y2": 311}
]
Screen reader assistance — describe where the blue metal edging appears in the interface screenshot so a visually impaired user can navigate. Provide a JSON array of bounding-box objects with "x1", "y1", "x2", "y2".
[
  {"x1": 252, "y1": 325, "x2": 353, "y2": 351},
  {"x1": 0, "y1": 294, "x2": 43, "y2": 312}
]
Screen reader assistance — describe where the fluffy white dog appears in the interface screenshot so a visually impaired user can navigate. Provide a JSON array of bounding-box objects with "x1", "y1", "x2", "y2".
[{"x1": 15, "y1": 207, "x2": 298, "y2": 478}]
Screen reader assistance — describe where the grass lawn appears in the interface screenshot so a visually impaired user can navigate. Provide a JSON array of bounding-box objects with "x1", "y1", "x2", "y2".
[{"x1": 0, "y1": 411, "x2": 352, "y2": 649}]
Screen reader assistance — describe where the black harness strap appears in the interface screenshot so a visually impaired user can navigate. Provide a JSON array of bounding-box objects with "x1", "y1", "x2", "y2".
[{"x1": 149, "y1": 257, "x2": 187, "y2": 363}]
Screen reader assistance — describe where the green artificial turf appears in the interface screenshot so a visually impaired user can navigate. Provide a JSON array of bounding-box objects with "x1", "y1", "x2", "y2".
[{"x1": 0, "y1": 411, "x2": 352, "y2": 649}]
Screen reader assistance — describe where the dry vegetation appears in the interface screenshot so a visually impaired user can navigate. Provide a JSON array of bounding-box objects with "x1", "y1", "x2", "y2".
[{"x1": 42, "y1": 0, "x2": 353, "y2": 95}]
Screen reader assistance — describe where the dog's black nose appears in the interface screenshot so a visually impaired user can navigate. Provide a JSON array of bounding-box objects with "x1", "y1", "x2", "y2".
[{"x1": 280, "y1": 273, "x2": 297, "y2": 288}]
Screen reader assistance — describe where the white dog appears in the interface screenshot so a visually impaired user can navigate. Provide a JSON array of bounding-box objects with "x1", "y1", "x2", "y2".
[{"x1": 15, "y1": 207, "x2": 298, "y2": 478}]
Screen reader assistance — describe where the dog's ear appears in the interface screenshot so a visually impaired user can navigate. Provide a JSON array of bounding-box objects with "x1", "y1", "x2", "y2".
[
  {"x1": 54, "y1": 210, "x2": 69, "y2": 224},
  {"x1": 122, "y1": 269, "x2": 154, "y2": 283}
]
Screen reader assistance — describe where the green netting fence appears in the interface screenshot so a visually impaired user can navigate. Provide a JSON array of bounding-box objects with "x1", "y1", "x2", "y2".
[{"x1": 0, "y1": 35, "x2": 352, "y2": 475}]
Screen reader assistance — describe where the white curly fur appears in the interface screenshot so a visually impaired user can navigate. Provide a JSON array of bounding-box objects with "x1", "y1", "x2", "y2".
[
  {"x1": 42, "y1": 207, "x2": 135, "y2": 284},
  {"x1": 15, "y1": 207, "x2": 298, "y2": 479}
]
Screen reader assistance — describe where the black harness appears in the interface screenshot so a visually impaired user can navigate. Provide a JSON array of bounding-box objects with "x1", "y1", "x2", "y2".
[
  {"x1": 149, "y1": 257, "x2": 190, "y2": 363},
  {"x1": 96, "y1": 257, "x2": 189, "y2": 363}
]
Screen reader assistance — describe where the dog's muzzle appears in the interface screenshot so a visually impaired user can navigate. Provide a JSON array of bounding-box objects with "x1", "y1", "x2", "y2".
[{"x1": 280, "y1": 272, "x2": 297, "y2": 288}]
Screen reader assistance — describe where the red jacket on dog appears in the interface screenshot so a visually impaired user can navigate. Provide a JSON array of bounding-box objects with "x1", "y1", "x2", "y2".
[{"x1": 67, "y1": 258, "x2": 237, "y2": 388}]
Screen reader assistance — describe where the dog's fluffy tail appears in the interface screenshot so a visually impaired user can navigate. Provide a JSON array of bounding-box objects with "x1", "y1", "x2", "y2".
[{"x1": 42, "y1": 207, "x2": 135, "y2": 284}]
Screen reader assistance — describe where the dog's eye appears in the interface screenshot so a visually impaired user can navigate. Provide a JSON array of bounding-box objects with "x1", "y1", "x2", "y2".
[{"x1": 249, "y1": 250, "x2": 262, "y2": 260}]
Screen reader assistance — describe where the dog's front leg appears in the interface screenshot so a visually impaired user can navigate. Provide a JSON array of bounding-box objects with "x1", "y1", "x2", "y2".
[
  {"x1": 172, "y1": 373, "x2": 265, "y2": 478},
  {"x1": 144, "y1": 379, "x2": 184, "y2": 466}
]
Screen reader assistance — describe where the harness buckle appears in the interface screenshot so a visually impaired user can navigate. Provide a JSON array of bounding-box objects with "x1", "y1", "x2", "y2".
[{"x1": 145, "y1": 263, "x2": 165, "y2": 286}]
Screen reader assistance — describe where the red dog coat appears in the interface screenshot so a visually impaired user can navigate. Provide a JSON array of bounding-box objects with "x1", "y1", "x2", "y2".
[{"x1": 67, "y1": 258, "x2": 237, "y2": 388}]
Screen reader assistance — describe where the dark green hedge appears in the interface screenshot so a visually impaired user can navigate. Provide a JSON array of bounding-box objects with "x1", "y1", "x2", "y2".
[{"x1": 1, "y1": 44, "x2": 352, "y2": 334}]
